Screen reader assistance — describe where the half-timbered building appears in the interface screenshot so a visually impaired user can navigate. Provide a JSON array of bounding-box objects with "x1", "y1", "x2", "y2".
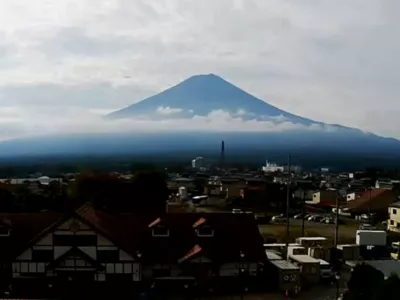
[{"x1": 0, "y1": 203, "x2": 266, "y2": 298}]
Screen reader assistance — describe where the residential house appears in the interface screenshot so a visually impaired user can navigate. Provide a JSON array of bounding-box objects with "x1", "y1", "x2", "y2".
[
  {"x1": 0, "y1": 204, "x2": 266, "y2": 298},
  {"x1": 388, "y1": 202, "x2": 400, "y2": 233},
  {"x1": 346, "y1": 192, "x2": 357, "y2": 202},
  {"x1": 348, "y1": 179, "x2": 365, "y2": 189},
  {"x1": 375, "y1": 178, "x2": 394, "y2": 190},
  {"x1": 293, "y1": 189, "x2": 314, "y2": 201},
  {"x1": 344, "y1": 188, "x2": 397, "y2": 215},
  {"x1": 307, "y1": 190, "x2": 338, "y2": 205}
]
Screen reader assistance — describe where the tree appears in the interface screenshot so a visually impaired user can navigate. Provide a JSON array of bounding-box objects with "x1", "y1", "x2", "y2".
[
  {"x1": 71, "y1": 173, "x2": 122, "y2": 209},
  {"x1": 345, "y1": 263, "x2": 384, "y2": 300},
  {"x1": 72, "y1": 171, "x2": 169, "y2": 213},
  {"x1": 130, "y1": 170, "x2": 169, "y2": 213},
  {"x1": 0, "y1": 187, "x2": 15, "y2": 212}
]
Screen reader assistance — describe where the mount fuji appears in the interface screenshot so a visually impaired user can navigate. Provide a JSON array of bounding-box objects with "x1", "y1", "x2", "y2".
[
  {"x1": 107, "y1": 74, "x2": 321, "y2": 126},
  {"x1": 0, "y1": 74, "x2": 400, "y2": 167}
]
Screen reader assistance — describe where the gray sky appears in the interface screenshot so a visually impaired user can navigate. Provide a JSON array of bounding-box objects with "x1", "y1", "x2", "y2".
[{"x1": 0, "y1": 0, "x2": 399, "y2": 140}]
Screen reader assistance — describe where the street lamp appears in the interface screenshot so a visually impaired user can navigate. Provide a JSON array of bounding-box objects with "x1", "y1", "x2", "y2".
[{"x1": 335, "y1": 272, "x2": 341, "y2": 299}]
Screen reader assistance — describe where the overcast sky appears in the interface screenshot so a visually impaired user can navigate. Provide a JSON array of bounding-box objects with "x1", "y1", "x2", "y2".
[{"x1": 0, "y1": 0, "x2": 399, "y2": 140}]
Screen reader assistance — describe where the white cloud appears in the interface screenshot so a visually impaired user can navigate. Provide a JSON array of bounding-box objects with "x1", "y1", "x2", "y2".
[
  {"x1": 0, "y1": 107, "x2": 330, "y2": 141},
  {"x1": 156, "y1": 106, "x2": 184, "y2": 115},
  {"x1": 0, "y1": 0, "x2": 398, "y2": 140}
]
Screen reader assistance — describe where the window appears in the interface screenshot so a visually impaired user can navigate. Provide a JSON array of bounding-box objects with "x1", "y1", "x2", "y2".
[
  {"x1": 390, "y1": 220, "x2": 395, "y2": 226},
  {"x1": 97, "y1": 250, "x2": 119, "y2": 262},
  {"x1": 53, "y1": 234, "x2": 97, "y2": 246},
  {"x1": 32, "y1": 250, "x2": 53, "y2": 262},
  {"x1": 0, "y1": 226, "x2": 10, "y2": 236},
  {"x1": 393, "y1": 209, "x2": 397, "y2": 215},
  {"x1": 152, "y1": 226, "x2": 169, "y2": 237},
  {"x1": 197, "y1": 225, "x2": 214, "y2": 237}
]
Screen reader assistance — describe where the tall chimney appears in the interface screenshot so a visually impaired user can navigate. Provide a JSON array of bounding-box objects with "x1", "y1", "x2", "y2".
[{"x1": 221, "y1": 140, "x2": 225, "y2": 169}]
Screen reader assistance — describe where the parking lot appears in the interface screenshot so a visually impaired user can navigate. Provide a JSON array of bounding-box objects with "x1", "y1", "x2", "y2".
[
  {"x1": 191, "y1": 205, "x2": 361, "y2": 243},
  {"x1": 259, "y1": 217, "x2": 359, "y2": 243}
]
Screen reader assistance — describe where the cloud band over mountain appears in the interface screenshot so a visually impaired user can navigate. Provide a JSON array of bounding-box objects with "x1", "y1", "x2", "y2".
[{"x1": 0, "y1": 106, "x2": 339, "y2": 141}]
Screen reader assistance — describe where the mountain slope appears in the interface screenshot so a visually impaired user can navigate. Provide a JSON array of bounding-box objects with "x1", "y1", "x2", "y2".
[
  {"x1": 0, "y1": 74, "x2": 400, "y2": 168},
  {"x1": 106, "y1": 74, "x2": 317, "y2": 125}
]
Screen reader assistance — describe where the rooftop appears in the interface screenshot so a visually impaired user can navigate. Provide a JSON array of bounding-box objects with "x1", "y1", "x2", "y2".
[
  {"x1": 289, "y1": 254, "x2": 320, "y2": 264},
  {"x1": 271, "y1": 260, "x2": 299, "y2": 270},
  {"x1": 390, "y1": 201, "x2": 400, "y2": 208},
  {"x1": 265, "y1": 250, "x2": 283, "y2": 260},
  {"x1": 344, "y1": 188, "x2": 397, "y2": 212}
]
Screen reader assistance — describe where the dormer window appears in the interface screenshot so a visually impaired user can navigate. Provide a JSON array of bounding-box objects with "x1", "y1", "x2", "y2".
[
  {"x1": 0, "y1": 226, "x2": 10, "y2": 236},
  {"x1": 193, "y1": 217, "x2": 214, "y2": 237},
  {"x1": 149, "y1": 218, "x2": 169, "y2": 237},
  {"x1": 0, "y1": 219, "x2": 11, "y2": 237}
]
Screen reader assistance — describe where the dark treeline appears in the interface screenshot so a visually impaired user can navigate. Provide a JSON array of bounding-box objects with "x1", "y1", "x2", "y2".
[
  {"x1": 2, "y1": 149, "x2": 400, "y2": 176},
  {"x1": 343, "y1": 263, "x2": 400, "y2": 300},
  {"x1": 0, "y1": 170, "x2": 169, "y2": 214}
]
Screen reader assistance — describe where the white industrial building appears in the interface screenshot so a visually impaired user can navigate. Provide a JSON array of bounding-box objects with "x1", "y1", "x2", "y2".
[
  {"x1": 191, "y1": 157, "x2": 204, "y2": 169},
  {"x1": 262, "y1": 161, "x2": 302, "y2": 174},
  {"x1": 262, "y1": 161, "x2": 284, "y2": 173}
]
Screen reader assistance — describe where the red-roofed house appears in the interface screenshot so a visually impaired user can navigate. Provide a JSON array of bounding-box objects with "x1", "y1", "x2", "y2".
[
  {"x1": 0, "y1": 204, "x2": 266, "y2": 298},
  {"x1": 344, "y1": 188, "x2": 397, "y2": 213}
]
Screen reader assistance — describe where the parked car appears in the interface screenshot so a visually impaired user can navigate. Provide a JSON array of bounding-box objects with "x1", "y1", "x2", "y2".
[
  {"x1": 293, "y1": 213, "x2": 305, "y2": 219},
  {"x1": 308, "y1": 214, "x2": 323, "y2": 222},
  {"x1": 320, "y1": 217, "x2": 334, "y2": 224},
  {"x1": 304, "y1": 213, "x2": 313, "y2": 220},
  {"x1": 271, "y1": 214, "x2": 288, "y2": 223},
  {"x1": 320, "y1": 217, "x2": 345, "y2": 224},
  {"x1": 359, "y1": 223, "x2": 375, "y2": 230}
]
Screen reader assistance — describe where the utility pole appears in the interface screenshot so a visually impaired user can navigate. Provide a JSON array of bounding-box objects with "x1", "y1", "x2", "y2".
[
  {"x1": 301, "y1": 189, "x2": 306, "y2": 237},
  {"x1": 334, "y1": 192, "x2": 340, "y2": 247},
  {"x1": 285, "y1": 154, "x2": 291, "y2": 258},
  {"x1": 368, "y1": 186, "x2": 372, "y2": 223}
]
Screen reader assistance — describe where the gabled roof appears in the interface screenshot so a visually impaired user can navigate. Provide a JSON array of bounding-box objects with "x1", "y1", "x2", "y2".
[
  {"x1": 344, "y1": 188, "x2": 397, "y2": 212},
  {"x1": 2, "y1": 203, "x2": 266, "y2": 266},
  {"x1": 76, "y1": 203, "x2": 266, "y2": 265},
  {"x1": 389, "y1": 201, "x2": 400, "y2": 209},
  {"x1": 46, "y1": 247, "x2": 105, "y2": 271},
  {"x1": 0, "y1": 212, "x2": 66, "y2": 262}
]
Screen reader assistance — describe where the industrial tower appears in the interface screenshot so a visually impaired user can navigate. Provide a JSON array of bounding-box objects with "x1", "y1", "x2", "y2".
[{"x1": 220, "y1": 140, "x2": 225, "y2": 169}]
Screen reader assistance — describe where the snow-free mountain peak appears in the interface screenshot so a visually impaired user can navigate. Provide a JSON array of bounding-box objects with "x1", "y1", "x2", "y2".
[{"x1": 106, "y1": 74, "x2": 313, "y2": 124}]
